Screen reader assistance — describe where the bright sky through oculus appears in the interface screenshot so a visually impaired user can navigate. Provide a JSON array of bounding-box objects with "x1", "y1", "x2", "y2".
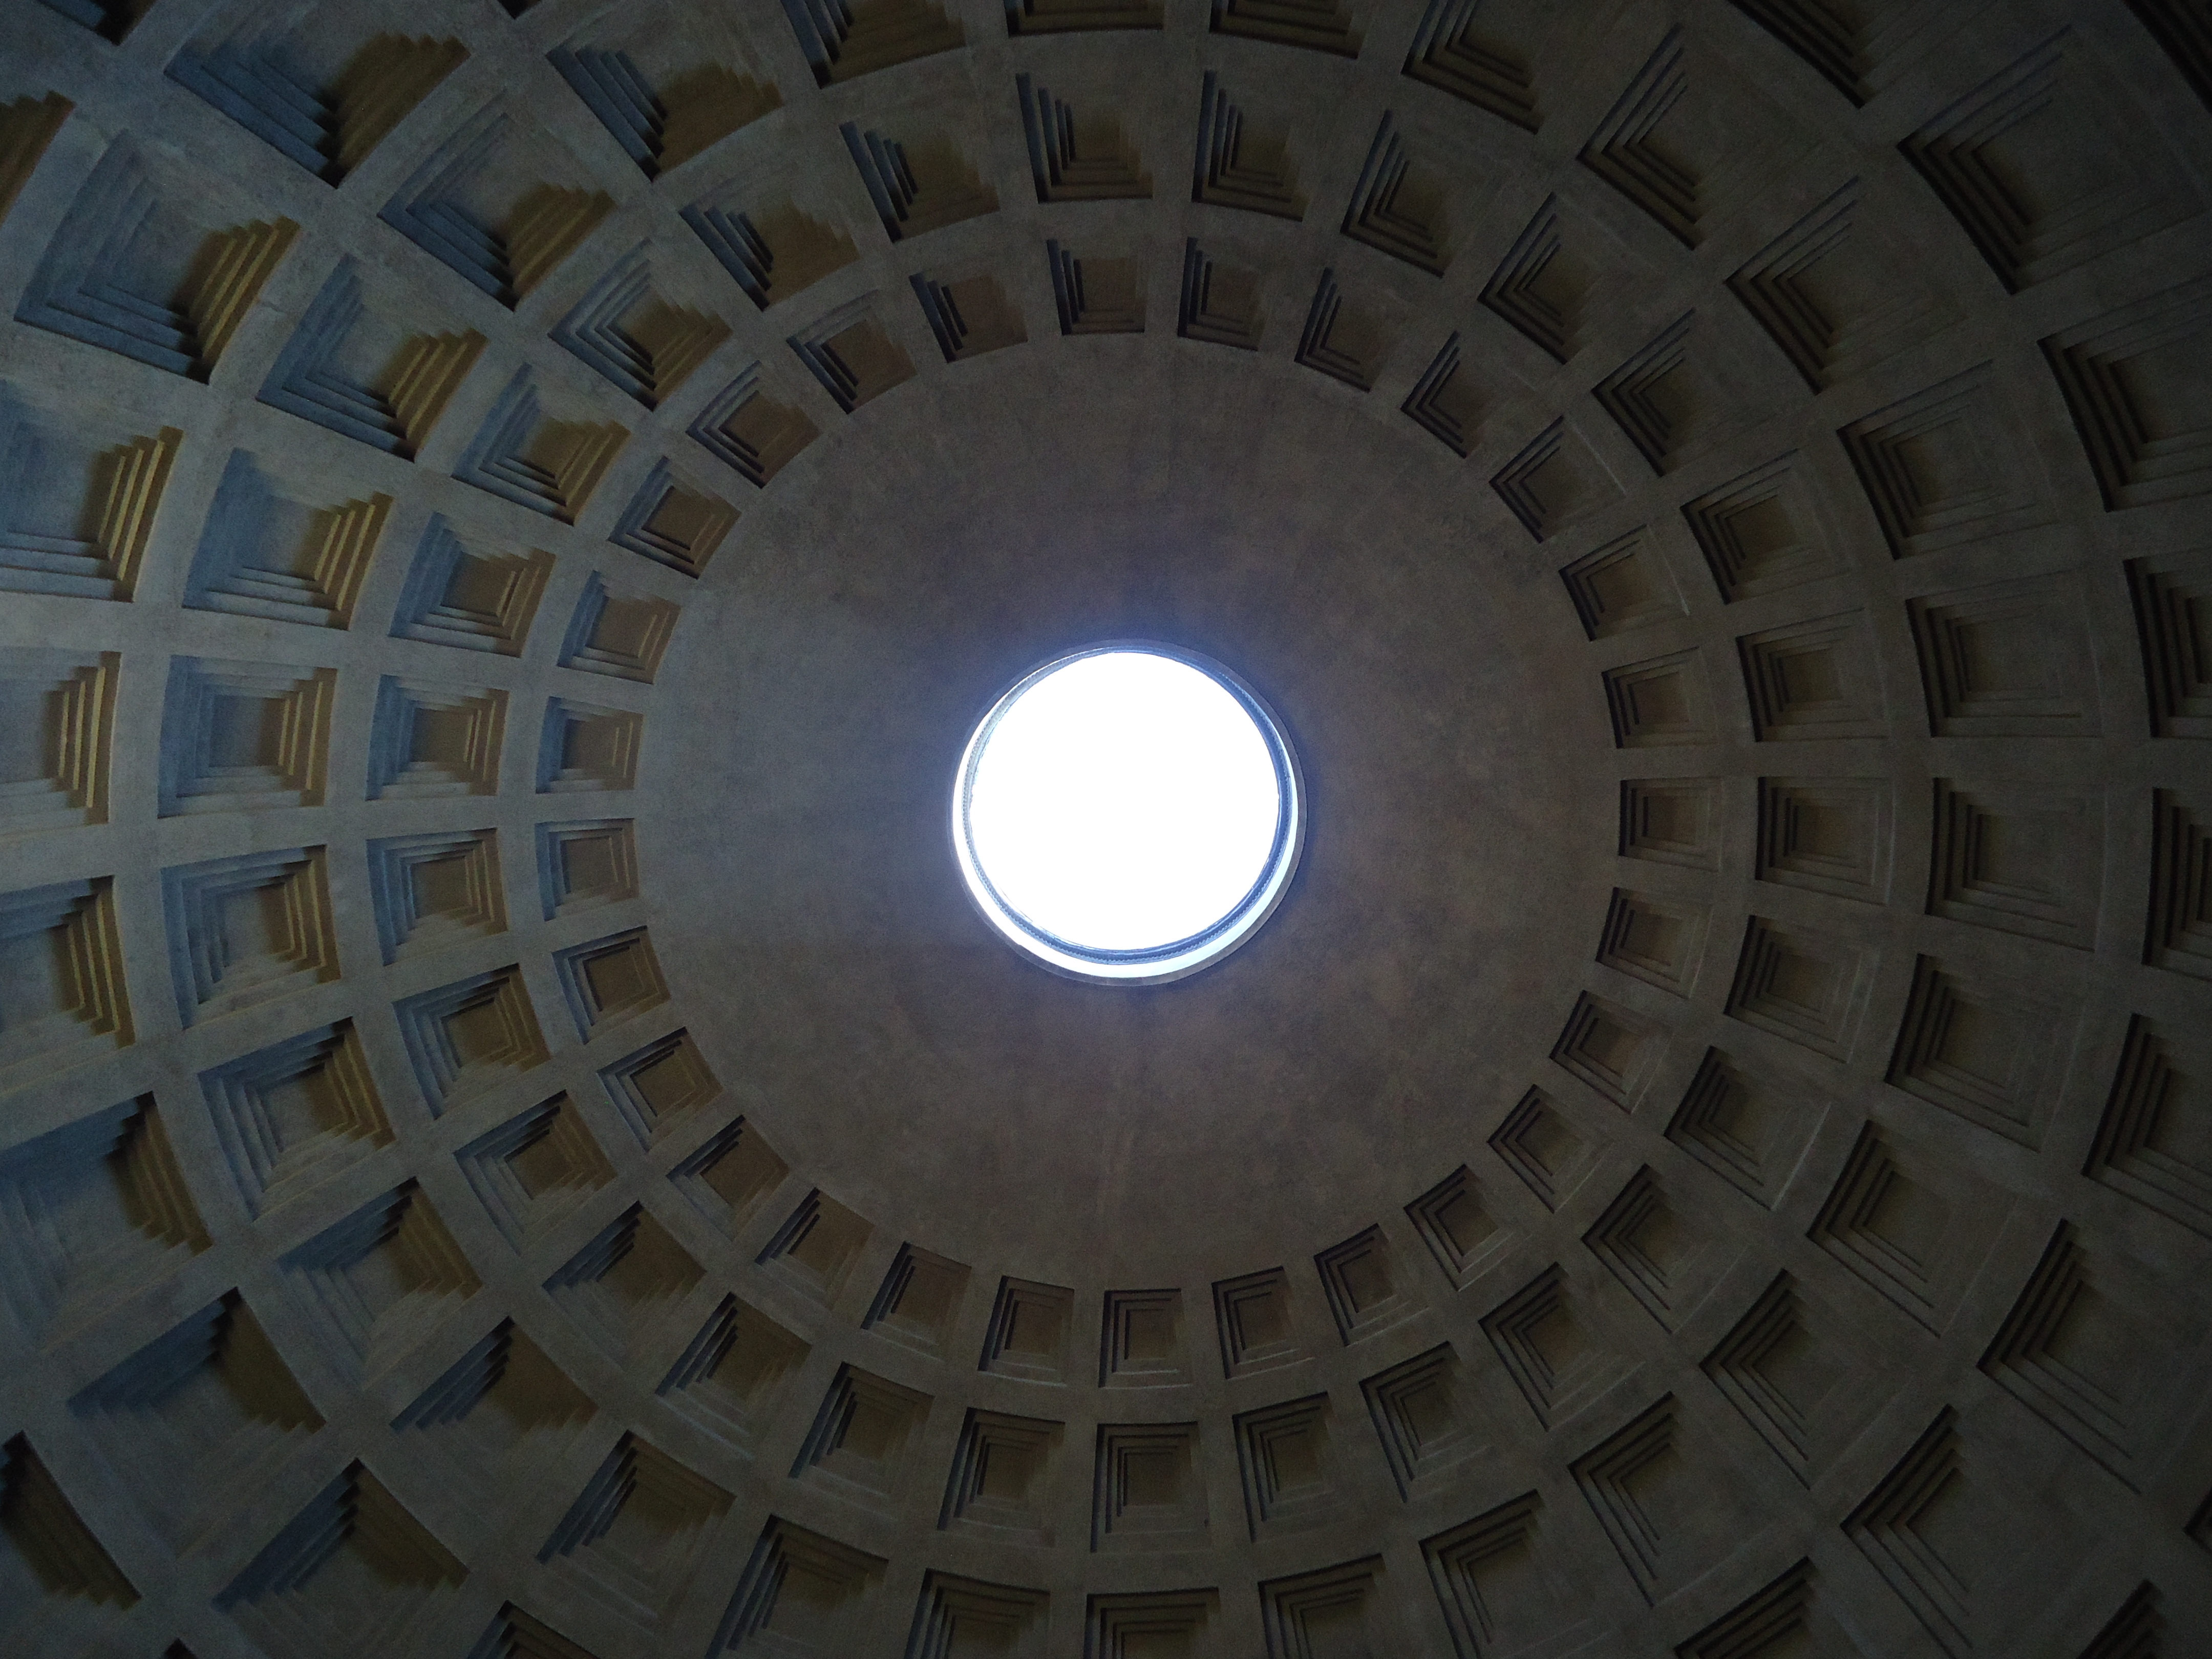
[
  {"x1": 961, "y1": 650, "x2": 1287, "y2": 957},
  {"x1": 950, "y1": 643, "x2": 1304, "y2": 984}
]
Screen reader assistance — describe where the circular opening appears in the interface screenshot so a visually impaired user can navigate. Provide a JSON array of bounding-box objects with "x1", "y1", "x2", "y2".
[{"x1": 952, "y1": 644, "x2": 1305, "y2": 984}]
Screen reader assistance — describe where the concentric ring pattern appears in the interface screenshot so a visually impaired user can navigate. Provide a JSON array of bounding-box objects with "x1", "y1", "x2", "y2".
[{"x1": 1, "y1": 0, "x2": 2209, "y2": 1655}]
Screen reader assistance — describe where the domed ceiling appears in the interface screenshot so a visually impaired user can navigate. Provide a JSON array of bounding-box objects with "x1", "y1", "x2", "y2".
[{"x1": 1, "y1": 0, "x2": 2209, "y2": 1654}]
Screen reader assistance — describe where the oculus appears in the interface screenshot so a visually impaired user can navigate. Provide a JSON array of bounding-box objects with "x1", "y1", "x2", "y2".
[{"x1": 952, "y1": 644, "x2": 1304, "y2": 984}]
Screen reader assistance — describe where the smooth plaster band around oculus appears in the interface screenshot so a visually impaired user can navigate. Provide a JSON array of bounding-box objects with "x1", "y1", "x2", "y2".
[{"x1": 950, "y1": 642, "x2": 1306, "y2": 984}]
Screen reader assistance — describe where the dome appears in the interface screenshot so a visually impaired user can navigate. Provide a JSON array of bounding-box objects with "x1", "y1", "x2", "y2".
[{"x1": 0, "y1": 0, "x2": 2208, "y2": 1655}]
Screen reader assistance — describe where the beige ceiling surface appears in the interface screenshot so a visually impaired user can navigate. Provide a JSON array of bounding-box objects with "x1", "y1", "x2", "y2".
[{"x1": 0, "y1": 0, "x2": 2209, "y2": 1655}]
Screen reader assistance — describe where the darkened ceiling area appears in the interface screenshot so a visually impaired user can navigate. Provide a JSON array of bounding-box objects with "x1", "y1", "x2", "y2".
[{"x1": 0, "y1": 0, "x2": 2208, "y2": 1655}]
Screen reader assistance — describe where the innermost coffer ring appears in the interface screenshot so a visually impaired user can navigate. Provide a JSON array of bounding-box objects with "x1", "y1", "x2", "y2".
[{"x1": 951, "y1": 642, "x2": 1306, "y2": 985}]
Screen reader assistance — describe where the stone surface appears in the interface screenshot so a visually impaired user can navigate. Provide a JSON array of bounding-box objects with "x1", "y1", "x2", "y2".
[{"x1": 0, "y1": 0, "x2": 2208, "y2": 1655}]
